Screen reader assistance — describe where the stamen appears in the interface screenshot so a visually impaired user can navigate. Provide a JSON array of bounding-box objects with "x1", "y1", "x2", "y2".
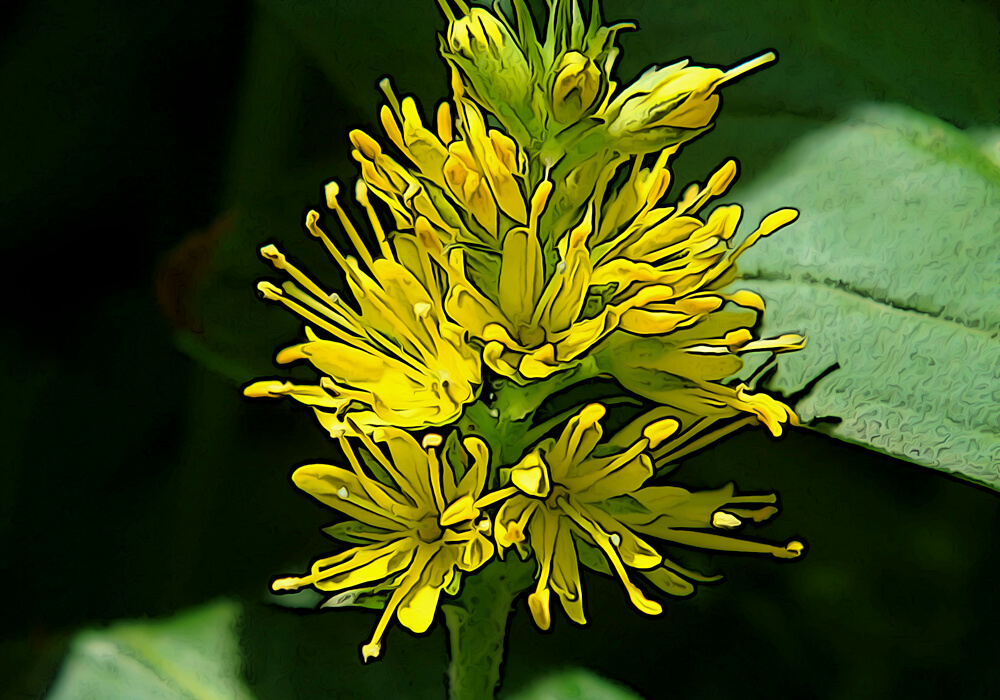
[
  {"x1": 255, "y1": 281, "x2": 371, "y2": 351},
  {"x1": 355, "y1": 180, "x2": 394, "y2": 260},
  {"x1": 712, "y1": 511, "x2": 742, "y2": 529},
  {"x1": 378, "y1": 78, "x2": 403, "y2": 120},
  {"x1": 305, "y1": 210, "x2": 362, "y2": 285},
  {"x1": 271, "y1": 576, "x2": 302, "y2": 592},
  {"x1": 569, "y1": 440, "x2": 647, "y2": 493},
  {"x1": 727, "y1": 208, "x2": 799, "y2": 264},
  {"x1": 557, "y1": 497, "x2": 661, "y2": 615},
  {"x1": 361, "y1": 547, "x2": 435, "y2": 662},
  {"x1": 719, "y1": 52, "x2": 776, "y2": 86},
  {"x1": 425, "y1": 440, "x2": 447, "y2": 515},
  {"x1": 346, "y1": 417, "x2": 417, "y2": 497},
  {"x1": 325, "y1": 182, "x2": 376, "y2": 269},
  {"x1": 654, "y1": 416, "x2": 755, "y2": 466},
  {"x1": 473, "y1": 486, "x2": 519, "y2": 510}
]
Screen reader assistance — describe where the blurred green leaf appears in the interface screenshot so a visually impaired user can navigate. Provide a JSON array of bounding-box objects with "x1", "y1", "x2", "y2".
[
  {"x1": 734, "y1": 104, "x2": 1000, "y2": 489},
  {"x1": 46, "y1": 600, "x2": 255, "y2": 700},
  {"x1": 508, "y1": 668, "x2": 644, "y2": 700}
]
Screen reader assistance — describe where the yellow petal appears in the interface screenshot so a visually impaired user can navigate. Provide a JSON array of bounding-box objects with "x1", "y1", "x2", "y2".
[{"x1": 292, "y1": 464, "x2": 416, "y2": 530}]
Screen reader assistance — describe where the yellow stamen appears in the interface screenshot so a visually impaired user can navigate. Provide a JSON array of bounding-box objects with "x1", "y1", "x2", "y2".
[
  {"x1": 719, "y1": 52, "x2": 776, "y2": 86},
  {"x1": 305, "y1": 210, "x2": 362, "y2": 286},
  {"x1": 355, "y1": 180, "x2": 393, "y2": 260},
  {"x1": 425, "y1": 442, "x2": 447, "y2": 515},
  {"x1": 346, "y1": 417, "x2": 419, "y2": 498},
  {"x1": 361, "y1": 547, "x2": 437, "y2": 662},
  {"x1": 655, "y1": 416, "x2": 755, "y2": 465},
  {"x1": 557, "y1": 497, "x2": 662, "y2": 616},
  {"x1": 325, "y1": 182, "x2": 376, "y2": 269},
  {"x1": 473, "y1": 486, "x2": 519, "y2": 510}
]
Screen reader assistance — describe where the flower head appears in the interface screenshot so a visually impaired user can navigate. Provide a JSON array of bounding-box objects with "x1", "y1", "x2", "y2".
[
  {"x1": 494, "y1": 404, "x2": 803, "y2": 629},
  {"x1": 244, "y1": 181, "x2": 481, "y2": 435},
  {"x1": 271, "y1": 426, "x2": 495, "y2": 661}
]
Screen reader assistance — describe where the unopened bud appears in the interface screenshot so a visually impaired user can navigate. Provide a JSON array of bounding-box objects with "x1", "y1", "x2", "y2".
[{"x1": 551, "y1": 51, "x2": 602, "y2": 124}]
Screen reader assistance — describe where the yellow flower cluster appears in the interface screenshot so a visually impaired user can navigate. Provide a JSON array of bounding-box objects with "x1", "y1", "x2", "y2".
[{"x1": 248, "y1": 0, "x2": 806, "y2": 661}]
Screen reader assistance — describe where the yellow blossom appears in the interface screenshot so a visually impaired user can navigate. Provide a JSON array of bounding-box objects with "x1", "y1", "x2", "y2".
[
  {"x1": 271, "y1": 426, "x2": 495, "y2": 661},
  {"x1": 493, "y1": 404, "x2": 803, "y2": 628},
  {"x1": 351, "y1": 80, "x2": 528, "y2": 246},
  {"x1": 244, "y1": 181, "x2": 481, "y2": 435},
  {"x1": 439, "y1": 156, "x2": 802, "y2": 384}
]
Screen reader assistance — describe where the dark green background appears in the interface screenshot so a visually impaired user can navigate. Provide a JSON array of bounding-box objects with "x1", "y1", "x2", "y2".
[{"x1": 1, "y1": 0, "x2": 997, "y2": 697}]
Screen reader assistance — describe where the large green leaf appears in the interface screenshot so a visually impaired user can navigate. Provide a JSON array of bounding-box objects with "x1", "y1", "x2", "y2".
[
  {"x1": 46, "y1": 600, "x2": 255, "y2": 700},
  {"x1": 732, "y1": 104, "x2": 1000, "y2": 489}
]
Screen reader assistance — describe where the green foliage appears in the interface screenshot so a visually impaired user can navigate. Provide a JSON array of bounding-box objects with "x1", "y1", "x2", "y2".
[
  {"x1": 46, "y1": 600, "x2": 255, "y2": 700},
  {"x1": 509, "y1": 669, "x2": 643, "y2": 700},
  {"x1": 734, "y1": 105, "x2": 1000, "y2": 489}
]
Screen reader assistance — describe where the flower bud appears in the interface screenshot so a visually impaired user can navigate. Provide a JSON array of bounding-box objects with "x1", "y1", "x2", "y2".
[
  {"x1": 606, "y1": 62, "x2": 724, "y2": 148},
  {"x1": 606, "y1": 53, "x2": 775, "y2": 153},
  {"x1": 446, "y1": 8, "x2": 531, "y2": 93},
  {"x1": 442, "y1": 8, "x2": 537, "y2": 143},
  {"x1": 551, "y1": 51, "x2": 602, "y2": 124}
]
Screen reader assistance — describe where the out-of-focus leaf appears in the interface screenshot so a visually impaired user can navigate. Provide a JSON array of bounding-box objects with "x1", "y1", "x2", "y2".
[
  {"x1": 733, "y1": 104, "x2": 1000, "y2": 489},
  {"x1": 46, "y1": 600, "x2": 255, "y2": 700},
  {"x1": 509, "y1": 668, "x2": 644, "y2": 700}
]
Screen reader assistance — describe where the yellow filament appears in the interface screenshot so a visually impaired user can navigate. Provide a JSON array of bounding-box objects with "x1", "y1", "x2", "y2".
[
  {"x1": 346, "y1": 417, "x2": 418, "y2": 497},
  {"x1": 325, "y1": 182, "x2": 376, "y2": 269},
  {"x1": 425, "y1": 445, "x2": 447, "y2": 515},
  {"x1": 719, "y1": 52, "x2": 776, "y2": 86},
  {"x1": 657, "y1": 417, "x2": 756, "y2": 465},
  {"x1": 355, "y1": 180, "x2": 394, "y2": 260},
  {"x1": 557, "y1": 497, "x2": 661, "y2": 615},
  {"x1": 305, "y1": 210, "x2": 363, "y2": 285},
  {"x1": 474, "y1": 486, "x2": 520, "y2": 510}
]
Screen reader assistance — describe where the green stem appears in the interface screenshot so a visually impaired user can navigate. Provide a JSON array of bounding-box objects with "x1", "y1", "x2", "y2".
[{"x1": 442, "y1": 558, "x2": 534, "y2": 700}]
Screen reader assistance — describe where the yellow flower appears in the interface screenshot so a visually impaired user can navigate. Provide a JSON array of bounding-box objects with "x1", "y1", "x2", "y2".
[
  {"x1": 493, "y1": 404, "x2": 803, "y2": 629},
  {"x1": 351, "y1": 81, "x2": 527, "y2": 245},
  {"x1": 591, "y1": 158, "x2": 801, "y2": 338},
  {"x1": 244, "y1": 181, "x2": 481, "y2": 435},
  {"x1": 440, "y1": 157, "x2": 802, "y2": 384},
  {"x1": 271, "y1": 426, "x2": 495, "y2": 661}
]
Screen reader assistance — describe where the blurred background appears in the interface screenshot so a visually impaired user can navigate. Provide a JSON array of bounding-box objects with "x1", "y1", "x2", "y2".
[{"x1": 1, "y1": 0, "x2": 998, "y2": 697}]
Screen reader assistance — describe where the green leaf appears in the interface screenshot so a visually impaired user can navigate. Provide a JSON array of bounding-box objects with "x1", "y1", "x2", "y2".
[
  {"x1": 46, "y1": 600, "x2": 255, "y2": 700},
  {"x1": 509, "y1": 669, "x2": 644, "y2": 700},
  {"x1": 732, "y1": 104, "x2": 1000, "y2": 489}
]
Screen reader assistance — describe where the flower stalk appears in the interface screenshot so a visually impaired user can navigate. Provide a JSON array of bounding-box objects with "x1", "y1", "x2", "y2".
[{"x1": 443, "y1": 558, "x2": 534, "y2": 700}]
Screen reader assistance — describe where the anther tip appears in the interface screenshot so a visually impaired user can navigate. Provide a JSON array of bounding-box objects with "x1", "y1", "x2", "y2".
[
  {"x1": 785, "y1": 541, "x2": 805, "y2": 557},
  {"x1": 260, "y1": 243, "x2": 281, "y2": 260},
  {"x1": 361, "y1": 642, "x2": 382, "y2": 662},
  {"x1": 324, "y1": 182, "x2": 341, "y2": 210},
  {"x1": 271, "y1": 577, "x2": 300, "y2": 592},
  {"x1": 711, "y1": 511, "x2": 742, "y2": 530},
  {"x1": 256, "y1": 281, "x2": 282, "y2": 300},
  {"x1": 422, "y1": 433, "x2": 443, "y2": 449}
]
